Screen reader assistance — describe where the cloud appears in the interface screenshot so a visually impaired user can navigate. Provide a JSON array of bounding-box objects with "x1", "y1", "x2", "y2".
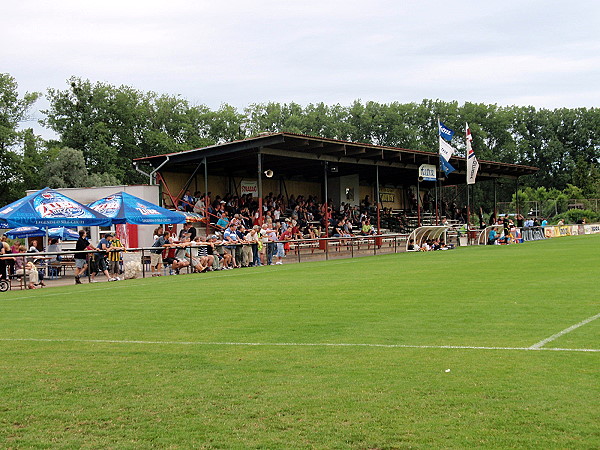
[{"x1": 2, "y1": 0, "x2": 600, "y2": 125}]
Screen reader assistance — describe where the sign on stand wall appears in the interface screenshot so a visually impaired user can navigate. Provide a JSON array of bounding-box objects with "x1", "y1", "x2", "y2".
[
  {"x1": 240, "y1": 180, "x2": 258, "y2": 197},
  {"x1": 418, "y1": 164, "x2": 437, "y2": 182}
]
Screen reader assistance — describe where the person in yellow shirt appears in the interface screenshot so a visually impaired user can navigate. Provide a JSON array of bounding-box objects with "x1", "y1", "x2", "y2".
[{"x1": 107, "y1": 234, "x2": 125, "y2": 281}]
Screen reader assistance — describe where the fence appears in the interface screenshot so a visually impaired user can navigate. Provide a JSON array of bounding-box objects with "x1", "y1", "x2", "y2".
[{"x1": 0, "y1": 234, "x2": 410, "y2": 291}]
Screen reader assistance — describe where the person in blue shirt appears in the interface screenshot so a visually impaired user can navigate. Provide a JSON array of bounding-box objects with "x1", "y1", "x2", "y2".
[
  {"x1": 216, "y1": 212, "x2": 230, "y2": 230},
  {"x1": 223, "y1": 224, "x2": 240, "y2": 268},
  {"x1": 91, "y1": 234, "x2": 117, "y2": 282},
  {"x1": 487, "y1": 228, "x2": 499, "y2": 245}
]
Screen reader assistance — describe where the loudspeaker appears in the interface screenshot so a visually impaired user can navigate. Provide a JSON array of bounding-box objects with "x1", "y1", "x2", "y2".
[{"x1": 264, "y1": 170, "x2": 274, "y2": 178}]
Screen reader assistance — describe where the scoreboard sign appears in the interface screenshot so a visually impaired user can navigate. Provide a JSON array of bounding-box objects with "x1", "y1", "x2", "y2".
[{"x1": 419, "y1": 164, "x2": 437, "y2": 181}]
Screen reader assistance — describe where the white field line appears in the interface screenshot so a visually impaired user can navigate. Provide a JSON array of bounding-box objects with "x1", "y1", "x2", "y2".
[
  {"x1": 529, "y1": 312, "x2": 600, "y2": 349},
  {"x1": 0, "y1": 338, "x2": 598, "y2": 352}
]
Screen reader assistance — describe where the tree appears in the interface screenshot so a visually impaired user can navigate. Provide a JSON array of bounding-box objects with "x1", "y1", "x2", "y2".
[
  {"x1": 0, "y1": 73, "x2": 41, "y2": 204},
  {"x1": 42, "y1": 147, "x2": 90, "y2": 188},
  {"x1": 41, "y1": 147, "x2": 118, "y2": 188}
]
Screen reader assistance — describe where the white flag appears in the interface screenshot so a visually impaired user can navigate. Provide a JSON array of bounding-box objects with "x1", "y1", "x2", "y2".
[
  {"x1": 439, "y1": 136, "x2": 456, "y2": 162},
  {"x1": 466, "y1": 123, "x2": 479, "y2": 185}
]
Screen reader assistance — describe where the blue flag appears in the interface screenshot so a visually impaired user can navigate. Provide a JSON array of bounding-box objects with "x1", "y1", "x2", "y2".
[
  {"x1": 439, "y1": 120, "x2": 455, "y2": 142},
  {"x1": 439, "y1": 155, "x2": 456, "y2": 177}
]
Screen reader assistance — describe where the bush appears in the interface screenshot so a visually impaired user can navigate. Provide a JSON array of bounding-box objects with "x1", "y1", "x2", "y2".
[{"x1": 553, "y1": 209, "x2": 599, "y2": 224}]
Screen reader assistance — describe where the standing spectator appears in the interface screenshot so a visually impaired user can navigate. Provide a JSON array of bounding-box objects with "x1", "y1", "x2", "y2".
[
  {"x1": 150, "y1": 232, "x2": 171, "y2": 276},
  {"x1": 108, "y1": 234, "x2": 125, "y2": 280},
  {"x1": 91, "y1": 234, "x2": 116, "y2": 282},
  {"x1": 178, "y1": 222, "x2": 196, "y2": 242},
  {"x1": 0, "y1": 236, "x2": 14, "y2": 280},
  {"x1": 223, "y1": 224, "x2": 241, "y2": 268},
  {"x1": 74, "y1": 230, "x2": 91, "y2": 284},
  {"x1": 245, "y1": 225, "x2": 261, "y2": 267},
  {"x1": 266, "y1": 224, "x2": 278, "y2": 265}
]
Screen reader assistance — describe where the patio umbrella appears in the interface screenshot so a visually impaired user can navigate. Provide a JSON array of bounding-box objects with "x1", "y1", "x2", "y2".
[
  {"x1": 87, "y1": 191, "x2": 186, "y2": 225},
  {"x1": 47, "y1": 227, "x2": 80, "y2": 241},
  {"x1": 4, "y1": 226, "x2": 80, "y2": 241},
  {"x1": 4, "y1": 226, "x2": 46, "y2": 239},
  {"x1": 0, "y1": 187, "x2": 112, "y2": 228}
]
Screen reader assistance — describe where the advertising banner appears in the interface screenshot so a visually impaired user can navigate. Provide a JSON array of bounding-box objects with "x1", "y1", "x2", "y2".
[{"x1": 241, "y1": 181, "x2": 258, "y2": 197}]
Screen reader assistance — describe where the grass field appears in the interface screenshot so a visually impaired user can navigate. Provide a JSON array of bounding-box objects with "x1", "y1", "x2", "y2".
[{"x1": 0, "y1": 235, "x2": 598, "y2": 448}]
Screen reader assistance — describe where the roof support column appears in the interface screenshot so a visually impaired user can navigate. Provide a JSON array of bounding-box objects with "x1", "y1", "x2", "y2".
[
  {"x1": 417, "y1": 178, "x2": 421, "y2": 227},
  {"x1": 204, "y1": 157, "x2": 209, "y2": 236},
  {"x1": 493, "y1": 178, "x2": 497, "y2": 220},
  {"x1": 257, "y1": 151, "x2": 263, "y2": 225},
  {"x1": 515, "y1": 177, "x2": 520, "y2": 216},
  {"x1": 375, "y1": 164, "x2": 381, "y2": 235},
  {"x1": 324, "y1": 161, "x2": 328, "y2": 237}
]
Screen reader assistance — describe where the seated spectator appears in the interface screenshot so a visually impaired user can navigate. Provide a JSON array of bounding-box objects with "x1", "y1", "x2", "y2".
[
  {"x1": 488, "y1": 228, "x2": 499, "y2": 245},
  {"x1": 180, "y1": 190, "x2": 194, "y2": 212},
  {"x1": 209, "y1": 234, "x2": 233, "y2": 269},
  {"x1": 15, "y1": 245, "x2": 45, "y2": 289},
  {"x1": 28, "y1": 239, "x2": 42, "y2": 265},
  {"x1": 0, "y1": 235, "x2": 15, "y2": 280},
  {"x1": 193, "y1": 236, "x2": 218, "y2": 271},
  {"x1": 46, "y1": 238, "x2": 61, "y2": 263},
  {"x1": 216, "y1": 212, "x2": 230, "y2": 230},
  {"x1": 193, "y1": 196, "x2": 205, "y2": 214},
  {"x1": 361, "y1": 219, "x2": 376, "y2": 235},
  {"x1": 407, "y1": 239, "x2": 419, "y2": 251}
]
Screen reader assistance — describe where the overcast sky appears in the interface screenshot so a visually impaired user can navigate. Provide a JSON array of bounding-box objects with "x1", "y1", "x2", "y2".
[{"x1": 3, "y1": 0, "x2": 599, "y2": 137}]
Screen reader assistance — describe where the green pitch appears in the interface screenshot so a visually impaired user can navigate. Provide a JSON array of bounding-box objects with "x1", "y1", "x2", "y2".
[{"x1": 1, "y1": 235, "x2": 598, "y2": 448}]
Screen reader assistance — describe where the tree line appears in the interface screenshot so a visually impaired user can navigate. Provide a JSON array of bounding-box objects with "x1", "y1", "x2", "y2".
[{"x1": 1, "y1": 73, "x2": 599, "y2": 206}]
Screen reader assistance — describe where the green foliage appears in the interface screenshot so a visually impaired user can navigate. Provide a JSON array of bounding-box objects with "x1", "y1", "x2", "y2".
[
  {"x1": 41, "y1": 147, "x2": 118, "y2": 189},
  {"x1": 0, "y1": 74, "x2": 41, "y2": 204},
  {"x1": 0, "y1": 72, "x2": 596, "y2": 204},
  {"x1": 42, "y1": 78, "x2": 234, "y2": 185},
  {"x1": 554, "y1": 208, "x2": 599, "y2": 224}
]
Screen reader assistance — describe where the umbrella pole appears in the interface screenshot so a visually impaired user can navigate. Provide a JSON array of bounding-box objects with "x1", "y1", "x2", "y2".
[{"x1": 45, "y1": 228, "x2": 49, "y2": 278}]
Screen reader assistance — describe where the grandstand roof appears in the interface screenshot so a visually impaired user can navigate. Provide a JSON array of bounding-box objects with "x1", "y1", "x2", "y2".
[{"x1": 134, "y1": 132, "x2": 538, "y2": 185}]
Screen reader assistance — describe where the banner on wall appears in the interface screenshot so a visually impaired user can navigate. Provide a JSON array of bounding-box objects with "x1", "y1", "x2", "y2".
[
  {"x1": 585, "y1": 224, "x2": 600, "y2": 234},
  {"x1": 240, "y1": 181, "x2": 258, "y2": 196},
  {"x1": 379, "y1": 188, "x2": 395, "y2": 203}
]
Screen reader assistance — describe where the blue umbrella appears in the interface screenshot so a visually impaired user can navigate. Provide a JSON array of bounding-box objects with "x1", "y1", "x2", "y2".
[
  {"x1": 4, "y1": 226, "x2": 79, "y2": 241},
  {"x1": 48, "y1": 227, "x2": 80, "y2": 241},
  {"x1": 4, "y1": 226, "x2": 46, "y2": 239},
  {"x1": 0, "y1": 187, "x2": 112, "y2": 228},
  {"x1": 87, "y1": 191, "x2": 185, "y2": 225}
]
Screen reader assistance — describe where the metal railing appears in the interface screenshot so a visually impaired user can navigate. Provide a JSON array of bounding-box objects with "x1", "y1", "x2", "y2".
[{"x1": 0, "y1": 233, "x2": 412, "y2": 290}]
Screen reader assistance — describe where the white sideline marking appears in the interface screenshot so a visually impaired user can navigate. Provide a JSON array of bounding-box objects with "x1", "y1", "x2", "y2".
[
  {"x1": 0, "y1": 338, "x2": 598, "y2": 352},
  {"x1": 529, "y1": 312, "x2": 600, "y2": 349}
]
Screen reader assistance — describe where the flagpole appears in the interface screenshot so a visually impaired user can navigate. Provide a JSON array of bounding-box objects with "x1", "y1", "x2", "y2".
[
  {"x1": 436, "y1": 116, "x2": 440, "y2": 225},
  {"x1": 466, "y1": 123, "x2": 470, "y2": 245},
  {"x1": 466, "y1": 184, "x2": 470, "y2": 245}
]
